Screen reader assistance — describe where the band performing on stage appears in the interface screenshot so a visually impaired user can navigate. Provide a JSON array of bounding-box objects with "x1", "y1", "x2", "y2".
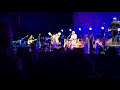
[{"x1": 12, "y1": 17, "x2": 120, "y2": 54}]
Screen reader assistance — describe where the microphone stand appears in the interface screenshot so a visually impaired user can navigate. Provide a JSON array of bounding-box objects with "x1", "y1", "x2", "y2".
[
  {"x1": 67, "y1": 33, "x2": 72, "y2": 40},
  {"x1": 38, "y1": 34, "x2": 41, "y2": 48}
]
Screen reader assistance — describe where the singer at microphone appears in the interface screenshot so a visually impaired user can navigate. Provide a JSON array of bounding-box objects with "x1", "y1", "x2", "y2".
[
  {"x1": 69, "y1": 31, "x2": 77, "y2": 49},
  {"x1": 70, "y1": 31, "x2": 77, "y2": 40}
]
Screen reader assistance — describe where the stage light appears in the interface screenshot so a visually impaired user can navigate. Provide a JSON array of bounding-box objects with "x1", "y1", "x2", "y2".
[
  {"x1": 48, "y1": 32, "x2": 52, "y2": 36},
  {"x1": 101, "y1": 27, "x2": 104, "y2": 29},
  {"x1": 61, "y1": 29, "x2": 63, "y2": 32},
  {"x1": 79, "y1": 28, "x2": 81, "y2": 31},
  {"x1": 69, "y1": 29, "x2": 72, "y2": 31},
  {"x1": 89, "y1": 27, "x2": 92, "y2": 30}
]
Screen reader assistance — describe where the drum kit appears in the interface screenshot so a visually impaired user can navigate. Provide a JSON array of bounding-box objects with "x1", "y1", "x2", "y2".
[
  {"x1": 74, "y1": 39, "x2": 85, "y2": 48},
  {"x1": 64, "y1": 38, "x2": 85, "y2": 49}
]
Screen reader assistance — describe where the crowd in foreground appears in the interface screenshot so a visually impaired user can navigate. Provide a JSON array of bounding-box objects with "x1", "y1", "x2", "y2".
[
  {"x1": 1, "y1": 22, "x2": 120, "y2": 79},
  {"x1": 17, "y1": 46, "x2": 120, "y2": 79}
]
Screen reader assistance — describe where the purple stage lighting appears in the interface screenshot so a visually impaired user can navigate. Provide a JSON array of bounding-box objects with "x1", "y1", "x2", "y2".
[
  {"x1": 69, "y1": 29, "x2": 72, "y2": 31},
  {"x1": 74, "y1": 12, "x2": 120, "y2": 35},
  {"x1": 89, "y1": 27, "x2": 92, "y2": 30},
  {"x1": 61, "y1": 29, "x2": 63, "y2": 32},
  {"x1": 79, "y1": 28, "x2": 81, "y2": 31},
  {"x1": 101, "y1": 27, "x2": 104, "y2": 29}
]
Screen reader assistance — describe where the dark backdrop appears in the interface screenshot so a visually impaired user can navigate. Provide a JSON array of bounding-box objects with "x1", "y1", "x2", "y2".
[{"x1": 0, "y1": 12, "x2": 73, "y2": 40}]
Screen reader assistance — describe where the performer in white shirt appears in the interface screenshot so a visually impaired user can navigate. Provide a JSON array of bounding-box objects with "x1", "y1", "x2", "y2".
[{"x1": 69, "y1": 31, "x2": 77, "y2": 49}]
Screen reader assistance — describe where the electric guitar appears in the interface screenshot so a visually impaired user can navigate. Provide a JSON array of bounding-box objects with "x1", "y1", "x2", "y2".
[{"x1": 27, "y1": 39, "x2": 37, "y2": 45}]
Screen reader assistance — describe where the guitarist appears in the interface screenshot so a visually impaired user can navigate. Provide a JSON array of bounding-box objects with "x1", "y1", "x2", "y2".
[
  {"x1": 48, "y1": 32, "x2": 61, "y2": 49},
  {"x1": 27, "y1": 35, "x2": 38, "y2": 45},
  {"x1": 28, "y1": 35, "x2": 34, "y2": 42},
  {"x1": 28, "y1": 35, "x2": 36, "y2": 51}
]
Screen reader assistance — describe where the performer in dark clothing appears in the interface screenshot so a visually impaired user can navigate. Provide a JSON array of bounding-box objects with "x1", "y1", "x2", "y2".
[
  {"x1": 27, "y1": 35, "x2": 36, "y2": 52},
  {"x1": 110, "y1": 17, "x2": 120, "y2": 43}
]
